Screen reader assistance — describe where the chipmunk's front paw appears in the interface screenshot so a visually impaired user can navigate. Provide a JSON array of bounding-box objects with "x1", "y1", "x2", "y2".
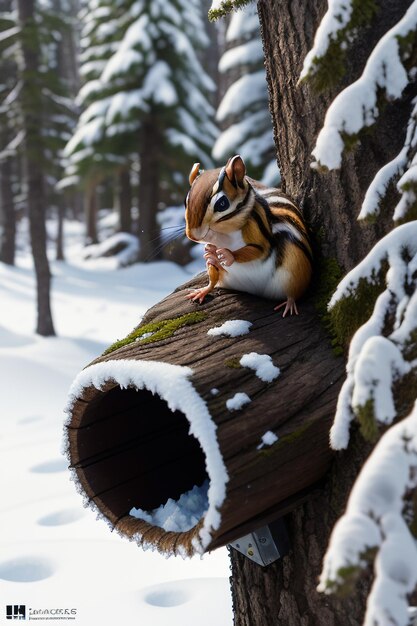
[
  {"x1": 204, "y1": 251, "x2": 223, "y2": 270},
  {"x1": 216, "y1": 248, "x2": 234, "y2": 267},
  {"x1": 185, "y1": 286, "x2": 212, "y2": 304},
  {"x1": 274, "y1": 298, "x2": 299, "y2": 317}
]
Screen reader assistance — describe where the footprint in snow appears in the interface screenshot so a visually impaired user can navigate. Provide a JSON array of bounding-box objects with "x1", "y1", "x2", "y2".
[
  {"x1": 0, "y1": 556, "x2": 54, "y2": 582},
  {"x1": 38, "y1": 508, "x2": 85, "y2": 527}
]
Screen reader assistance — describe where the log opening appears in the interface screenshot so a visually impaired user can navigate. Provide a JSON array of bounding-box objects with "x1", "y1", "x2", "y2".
[
  {"x1": 65, "y1": 359, "x2": 229, "y2": 556},
  {"x1": 74, "y1": 386, "x2": 209, "y2": 518}
]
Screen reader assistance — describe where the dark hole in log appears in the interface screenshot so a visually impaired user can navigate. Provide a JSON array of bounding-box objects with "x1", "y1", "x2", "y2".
[{"x1": 74, "y1": 386, "x2": 209, "y2": 521}]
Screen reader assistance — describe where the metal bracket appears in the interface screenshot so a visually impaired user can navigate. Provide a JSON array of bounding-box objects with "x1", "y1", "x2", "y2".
[{"x1": 228, "y1": 518, "x2": 290, "y2": 567}]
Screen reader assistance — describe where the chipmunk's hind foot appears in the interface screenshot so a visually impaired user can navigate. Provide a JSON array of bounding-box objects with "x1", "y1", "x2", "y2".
[
  {"x1": 274, "y1": 297, "x2": 299, "y2": 317},
  {"x1": 185, "y1": 286, "x2": 214, "y2": 304}
]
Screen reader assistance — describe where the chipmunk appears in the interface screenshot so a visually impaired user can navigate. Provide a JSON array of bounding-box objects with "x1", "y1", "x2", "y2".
[{"x1": 184, "y1": 155, "x2": 312, "y2": 317}]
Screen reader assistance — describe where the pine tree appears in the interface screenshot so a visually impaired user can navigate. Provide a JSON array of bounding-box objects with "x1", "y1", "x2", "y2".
[
  {"x1": 61, "y1": 0, "x2": 129, "y2": 243},
  {"x1": 211, "y1": 0, "x2": 417, "y2": 624},
  {"x1": 212, "y1": 3, "x2": 278, "y2": 184},
  {"x1": 0, "y1": 0, "x2": 18, "y2": 265},
  {"x1": 66, "y1": 0, "x2": 218, "y2": 259},
  {"x1": 0, "y1": 0, "x2": 76, "y2": 332}
]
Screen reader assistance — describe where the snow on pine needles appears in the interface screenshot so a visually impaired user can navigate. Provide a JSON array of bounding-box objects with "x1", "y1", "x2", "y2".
[
  {"x1": 329, "y1": 222, "x2": 417, "y2": 451},
  {"x1": 310, "y1": 2, "x2": 417, "y2": 171},
  {"x1": 320, "y1": 220, "x2": 417, "y2": 626},
  {"x1": 319, "y1": 402, "x2": 417, "y2": 626}
]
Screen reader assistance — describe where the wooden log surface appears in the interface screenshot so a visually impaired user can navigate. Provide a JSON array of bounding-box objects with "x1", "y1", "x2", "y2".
[{"x1": 65, "y1": 273, "x2": 345, "y2": 556}]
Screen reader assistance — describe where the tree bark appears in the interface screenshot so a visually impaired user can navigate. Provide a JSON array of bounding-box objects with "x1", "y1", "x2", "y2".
[
  {"x1": 117, "y1": 166, "x2": 132, "y2": 233},
  {"x1": 85, "y1": 179, "x2": 99, "y2": 244},
  {"x1": 138, "y1": 119, "x2": 161, "y2": 262},
  {"x1": 0, "y1": 155, "x2": 16, "y2": 266},
  {"x1": 56, "y1": 201, "x2": 65, "y2": 261},
  {"x1": 17, "y1": 0, "x2": 55, "y2": 336},
  {"x1": 229, "y1": 0, "x2": 414, "y2": 624}
]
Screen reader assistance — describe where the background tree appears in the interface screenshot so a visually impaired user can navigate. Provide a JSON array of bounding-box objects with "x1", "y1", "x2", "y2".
[
  {"x1": 61, "y1": 0, "x2": 131, "y2": 243},
  {"x1": 65, "y1": 0, "x2": 218, "y2": 259},
  {"x1": 0, "y1": 0, "x2": 18, "y2": 265},
  {"x1": 210, "y1": 0, "x2": 417, "y2": 624},
  {"x1": 1, "y1": 0, "x2": 77, "y2": 333},
  {"x1": 212, "y1": 2, "x2": 278, "y2": 184}
]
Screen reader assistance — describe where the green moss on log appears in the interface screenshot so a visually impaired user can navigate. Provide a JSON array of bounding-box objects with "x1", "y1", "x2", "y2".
[
  {"x1": 224, "y1": 357, "x2": 242, "y2": 369},
  {"x1": 103, "y1": 311, "x2": 207, "y2": 355},
  {"x1": 256, "y1": 421, "x2": 315, "y2": 459}
]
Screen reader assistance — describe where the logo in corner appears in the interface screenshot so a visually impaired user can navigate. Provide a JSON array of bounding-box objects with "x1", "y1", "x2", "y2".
[{"x1": 6, "y1": 606, "x2": 26, "y2": 620}]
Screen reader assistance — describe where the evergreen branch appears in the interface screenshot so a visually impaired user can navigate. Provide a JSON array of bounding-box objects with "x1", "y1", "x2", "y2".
[
  {"x1": 358, "y1": 99, "x2": 417, "y2": 223},
  {"x1": 311, "y1": 1, "x2": 417, "y2": 171},
  {"x1": 208, "y1": 0, "x2": 253, "y2": 21}
]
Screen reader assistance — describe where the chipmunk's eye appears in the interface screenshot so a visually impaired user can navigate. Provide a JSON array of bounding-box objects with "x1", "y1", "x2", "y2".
[{"x1": 214, "y1": 195, "x2": 230, "y2": 212}]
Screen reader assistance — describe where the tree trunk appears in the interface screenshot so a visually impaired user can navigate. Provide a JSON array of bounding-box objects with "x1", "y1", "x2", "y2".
[
  {"x1": 0, "y1": 156, "x2": 16, "y2": 266},
  {"x1": 17, "y1": 0, "x2": 55, "y2": 336},
  {"x1": 229, "y1": 0, "x2": 414, "y2": 624},
  {"x1": 118, "y1": 166, "x2": 132, "y2": 233},
  {"x1": 85, "y1": 179, "x2": 99, "y2": 244},
  {"x1": 56, "y1": 201, "x2": 65, "y2": 261},
  {"x1": 138, "y1": 119, "x2": 161, "y2": 262}
]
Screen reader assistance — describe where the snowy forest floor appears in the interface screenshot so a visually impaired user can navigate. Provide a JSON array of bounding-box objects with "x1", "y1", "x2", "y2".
[{"x1": 0, "y1": 218, "x2": 232, "y2": 625}]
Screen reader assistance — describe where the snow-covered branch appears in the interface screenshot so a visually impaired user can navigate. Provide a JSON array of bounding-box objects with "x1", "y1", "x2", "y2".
[
  {"x1": 329, "y1": 222, "x2": 417, "y2": 450},
  {"x1": 208, "y1": 0, "x2": 252, "y2": 21},
  {"x1": 311, "y1": 1, "x2": 417, "y2": 171},
  {"x1": 359, "y1": 99, "x2": 417, "y2": 222},
  {"x1": 300, "y1": 0, "x2": 377, "y2": 88},
  {"x1": 319, "y1": 401, "x2": 417, "y2": 626}
]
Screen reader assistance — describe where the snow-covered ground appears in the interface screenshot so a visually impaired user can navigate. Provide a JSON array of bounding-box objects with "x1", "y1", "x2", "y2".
[{"x1": 0, "y1": 219, "x2": 232, "y2": 625}]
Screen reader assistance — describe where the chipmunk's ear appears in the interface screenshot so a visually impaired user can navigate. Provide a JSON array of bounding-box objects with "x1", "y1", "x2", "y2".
[
  {"x1": 225, "y1": 155, "x2": 246, "y2": 189},
  {"x1": 189, "y1": 162, "x2": 201, "y2": 186}
]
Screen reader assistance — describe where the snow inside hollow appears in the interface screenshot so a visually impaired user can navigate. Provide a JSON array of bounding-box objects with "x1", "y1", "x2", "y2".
[
  {"x1": 65, "y1": 359, "x2": 229, "y2": 553},
  {"x1": 240, "y1": 352, "x2": 280, "y2": 382},
  {"x1": 207, "y1": 319, "x2": 252, "y2": 337},
  {"x1": 130, "y1": 481, "x2": 209, "y2": 533}
]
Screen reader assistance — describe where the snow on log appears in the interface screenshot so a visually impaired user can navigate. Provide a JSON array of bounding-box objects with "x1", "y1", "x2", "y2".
[{"x1": 64, "y1": 273, "x2": 344, "y2": 557}]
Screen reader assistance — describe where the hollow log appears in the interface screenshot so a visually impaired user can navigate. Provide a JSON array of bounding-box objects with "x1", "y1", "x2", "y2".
[{"x1": 65, "y1": 273, "x2": 344, "y2": 557}]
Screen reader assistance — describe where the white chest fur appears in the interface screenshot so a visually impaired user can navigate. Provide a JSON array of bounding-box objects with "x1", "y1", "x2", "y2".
[{"x1": 218, "y1": 252, "x2": 290, "y2": 300}]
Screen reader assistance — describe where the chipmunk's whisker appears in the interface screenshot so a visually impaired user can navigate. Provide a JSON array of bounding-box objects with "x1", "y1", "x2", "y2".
[{"x1": 143, "y1": 229, "x2": 186, "y2": 262}]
